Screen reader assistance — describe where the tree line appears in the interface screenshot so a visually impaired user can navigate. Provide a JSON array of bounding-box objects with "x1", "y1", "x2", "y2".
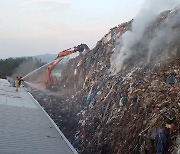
[{"x1": 0, "y1": 57, "x2": 45, "y2": 79}]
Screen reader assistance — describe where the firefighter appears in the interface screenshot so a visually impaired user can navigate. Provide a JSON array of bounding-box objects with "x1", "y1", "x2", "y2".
[
  {"x1": 15, "y1": 77, "x2": 19, "y2": 92},
  {"x1": 18, "y1": 76, "x2": 23, "y2": 86}
]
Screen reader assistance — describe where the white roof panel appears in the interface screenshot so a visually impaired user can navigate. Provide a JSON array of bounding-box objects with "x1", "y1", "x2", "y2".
[{"x1": 0, "y1": 79, "x2": 77, "y2": 154}]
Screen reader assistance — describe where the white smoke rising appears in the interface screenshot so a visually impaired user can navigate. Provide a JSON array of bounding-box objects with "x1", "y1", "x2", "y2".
[
  {"x1": 147, "y1": 10, "x2": 180, "y2": 63},
  {"x1": 111, "y1": 0, "x2": 180, "y2": 73}
]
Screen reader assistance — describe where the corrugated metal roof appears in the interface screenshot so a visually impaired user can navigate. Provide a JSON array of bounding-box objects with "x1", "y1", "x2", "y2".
[{"x1": 0, "y1": 79, "x2": 78, "y2": 154}]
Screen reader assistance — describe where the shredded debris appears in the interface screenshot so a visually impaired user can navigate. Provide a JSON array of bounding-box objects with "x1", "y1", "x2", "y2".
[{"x1": 31, "y1": 5, "x2": 180, "y2": 154}]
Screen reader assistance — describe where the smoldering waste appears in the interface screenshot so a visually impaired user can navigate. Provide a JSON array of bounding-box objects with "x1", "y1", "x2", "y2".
[{"x1": 31, "y1": 5, "x2": 180, "y2": 154}]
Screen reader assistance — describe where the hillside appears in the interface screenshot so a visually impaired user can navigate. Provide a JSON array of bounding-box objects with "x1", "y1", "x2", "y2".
[
  {"x1": 34, "y1": 54, "x2": 57, "y2": 63},
  {"x1": 31, "y1": 5, "x2": 180, "y2": 154}
]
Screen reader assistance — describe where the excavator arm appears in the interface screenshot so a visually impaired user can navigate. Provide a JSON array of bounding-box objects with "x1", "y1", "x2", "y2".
[
  {"x1": 45, "y1": 49, "x2": 75, "y2": 86},
  {"x1": 45, "y1": 44, "x2": 89, "y2": 87}
]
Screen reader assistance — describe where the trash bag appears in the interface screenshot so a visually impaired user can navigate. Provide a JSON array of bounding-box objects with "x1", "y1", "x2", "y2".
[
  {"x1": 155, "y1": 129, "x2": 167, "y2": 153},
  {"x1": 165, "y1": 75, "x2": 177, "y2": 84},
  {"x1": 119, "y1": 96, "x2": 127, "y2": 106}
]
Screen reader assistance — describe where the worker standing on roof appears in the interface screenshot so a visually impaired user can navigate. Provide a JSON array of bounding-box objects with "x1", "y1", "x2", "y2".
[
  {"x1": 18, "y1": 77, "x2": 23, "y2": 86},
  {"x1": 15, "y1": 77, "x2": 19, "y2": 92}
]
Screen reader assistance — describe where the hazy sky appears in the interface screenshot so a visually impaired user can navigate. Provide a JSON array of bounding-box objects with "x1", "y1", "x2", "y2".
[{"x1": 0, "y1": 0, "x2": 151, "y2": 58}]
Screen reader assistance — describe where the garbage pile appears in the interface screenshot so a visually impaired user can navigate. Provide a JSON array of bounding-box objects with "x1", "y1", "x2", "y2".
[{"x1": 31, "y1": 5, "x2": 180, "y2": 154}]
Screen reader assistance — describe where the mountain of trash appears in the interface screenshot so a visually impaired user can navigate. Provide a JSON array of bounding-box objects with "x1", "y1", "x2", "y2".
[{"x1": 32, "y1": 5, "x2": 180, "y2": 154}]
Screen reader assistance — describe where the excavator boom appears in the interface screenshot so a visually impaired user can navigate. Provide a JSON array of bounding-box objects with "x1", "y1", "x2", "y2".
[{"x1": 45, "y1": 44, "x2": 89, "y2": 87}]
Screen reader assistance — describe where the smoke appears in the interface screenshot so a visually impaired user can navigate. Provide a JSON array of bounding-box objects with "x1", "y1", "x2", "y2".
[
  {"x1": 111, "y1": 0, "x2": 180, "y2": 73},
  {"x1": 147, "y1": 10, "x2": 180, "y2": 63},
  {"x1": 24, "y1": 81, "x2": 71, "y2": 96},
  {"x1": 12, "y1": 58, "x2": 45, "y2": 83}
]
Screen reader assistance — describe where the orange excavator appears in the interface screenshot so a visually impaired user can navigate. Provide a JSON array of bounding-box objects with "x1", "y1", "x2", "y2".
[{"x1": 45, "y1": 43, "x2": 89, "y2": 87}]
